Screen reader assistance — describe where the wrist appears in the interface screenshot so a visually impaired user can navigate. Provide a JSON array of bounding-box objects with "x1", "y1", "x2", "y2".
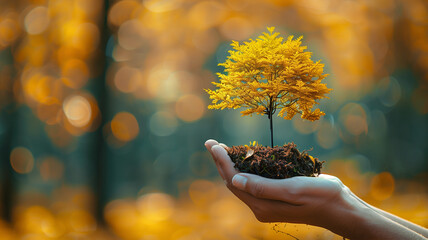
[
  {"x1": 313, "y1": 187, "x2": 389, "y2": 239},
  {"x1": 328, "y1": 191, "x2": 426, "y2": 240},
  {"x1": 318, "y1": 189, "x2": 373, "y2": 239}
]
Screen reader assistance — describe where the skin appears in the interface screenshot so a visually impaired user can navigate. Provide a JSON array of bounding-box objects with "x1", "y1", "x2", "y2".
[{"x1": 205, "y1": 139, "x2": 428, "y2": 240}]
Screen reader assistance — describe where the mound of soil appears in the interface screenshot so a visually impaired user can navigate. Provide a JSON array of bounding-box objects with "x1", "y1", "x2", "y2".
[{"x1": 227, "y1": 143, "x2": 323, "y2": 179}]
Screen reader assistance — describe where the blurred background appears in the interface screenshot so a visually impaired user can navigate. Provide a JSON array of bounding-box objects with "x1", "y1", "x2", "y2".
[{"x1": 0, "y1": 0, "x2": 427, "y2": 239}]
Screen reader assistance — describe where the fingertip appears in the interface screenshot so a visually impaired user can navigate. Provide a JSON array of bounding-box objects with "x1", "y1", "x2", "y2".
[
  {"x1": 219, "y1": 143, "x2": 229, "y2": 150},
  {"x1": 205, "y1": 139, "x2": 219, "y2": 150}
]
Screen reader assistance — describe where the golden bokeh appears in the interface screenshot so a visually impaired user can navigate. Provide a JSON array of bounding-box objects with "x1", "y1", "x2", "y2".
[
  {"x1": 63, "y1": 95, "x2": 92, "y2": 128},
  {"x1": 188, "y1": 1, "x2": 227, "y2": 30},
  {"x1": 118, "y1": 20, "x2": 145, "y2": 50},
  {"x1": 10, "y1": 147, "x2": 35, "y2": 174},
  {"x1": 0, "y1": 220, "x2": 17, "y2": 240},
  {"x1": 136, "y1": 193, "x2": 175, "y2": 223},
  {"x1": 108, "y1": 0, "x2": 140, "y2": 27},
  {"x1": 143, "y1": 0, "x2": 182, "y2": 13},
  {"x1": 111, "y1": 112, "x2": 139, "y2": 142},
  {"x1": 60, "y1": 59, "x2": 90, "y2": 89},
  {"x1": 5, "y1": 0, "x2": 104, "y2": 142},
  {"x1": 104, "y1": 199, "x2": 140, "y2": 233},
  {"x1": 72, "y1": 22, "x2": 100, "y2": 53},
  {"x1": 188, "y1": 179, "x2": 218, "y2": 207},
  {"x1": 219, "y1": 17, "x2": 254, "y2": 40},
  {"x1": 339, "y1": 103, "x2": 368, "y2": 136},
  {"x1": 0, "y1": 14, "x2": 20, "y2": 48},
  {"x1": 175, "y1": 94, "x2": 205, "y2": 122},
  {"x1": 2, "y1": 168, "x2": 426, "y2": 239},
  {"x1": 15, "y1": 205, "x2": 56, "y2": 235},
  {"x1": 24, "y1": 6, "x2": 50, "y2": 35},
  {"x1": 113, "y1": 66, "x2": 141, "y2": 93},
  {"x1": 59, "y1": 209, "x2": 97, "y2": 233},
  {"x1": 36, "y1": 101, "x2": 62, "y2": 125},
  {"x1": 145, "y1": 65, "x2": 179, "y2": 100},
  {"x1": 370, "y1": 172, "x2": 395, "y2": 201}
]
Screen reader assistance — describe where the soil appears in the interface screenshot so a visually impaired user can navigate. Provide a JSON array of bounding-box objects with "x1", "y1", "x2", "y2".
[{"x1": 227, "y1": 143, "x2": 323, "y2": 179}]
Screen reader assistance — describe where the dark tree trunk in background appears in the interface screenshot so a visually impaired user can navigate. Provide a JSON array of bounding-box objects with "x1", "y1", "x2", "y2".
[
  {"x1": 94, "y1": 0, "x2": 111, "y2": 224},
  {"x1": 0, "y1": 49, "x2": 16, "y2": 222},
  {"x1": 1, "y1": 113, "x2": 15, "y2": 222}
]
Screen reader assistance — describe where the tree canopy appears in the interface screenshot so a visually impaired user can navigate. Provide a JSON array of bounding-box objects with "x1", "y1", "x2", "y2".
[{"x1": 206, "y1": 27, "x2": 332, "y2": 121}]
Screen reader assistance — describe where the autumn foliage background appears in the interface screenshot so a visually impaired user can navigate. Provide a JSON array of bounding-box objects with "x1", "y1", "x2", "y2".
[{"x1": 0, "y1": 0, "x2": 427, "y2": 239}]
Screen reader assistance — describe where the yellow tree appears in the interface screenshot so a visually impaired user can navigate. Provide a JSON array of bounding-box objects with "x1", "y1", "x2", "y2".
[{"x1": 206, "y1": 27, "x2": 332, "y2": 147}]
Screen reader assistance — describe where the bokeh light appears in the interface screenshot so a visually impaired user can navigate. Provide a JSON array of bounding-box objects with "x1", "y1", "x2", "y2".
[
  {"x1": 10, "y1": 147, "x2": 34, "y2": 174},
  {"x1": 136, "y1": 193, "x2": 174, "y2": 222},
  {"x1": 61, "y1": 59, "x2": 90, "y2": 89},
  {"x1": 108, "y1": 0, "x2": 140, "y2": 27},
  {"x1": 63, "y1": 95, "x2": 92, "y2": 128},
  {"x1": 219, "y1": 17, "x2": 254, "y2": 40},
  {"x1": 188, "y1": 180, "x2": 217, "y2": 207},
  {"x1": 113, "y1": 66, "x2": 140, "y2": 93},
  {"x1": 24, "y1": 6, "x2": 50, "y2": 35},
  {"x1": 118, "y1": 20, "x2": 144, "y2": 50},
  {"x1": 175, "y1": 94, "x2": 205, "y2": 122},
  {"x1": 339, "y1": 103, "x2": 368, "y2": 136},
  {"x1": 0, "y1": 15, "x2": 20, "y2": 49},
  {"x1": 370, "y1": 172, "x2": 395, "y2": 201},
  {"x1": 188, "y1": 1, "x2": 227, "y2": 30},
  {"x1": 111, "y1": 112, "x2": 139, "y2": 142}
]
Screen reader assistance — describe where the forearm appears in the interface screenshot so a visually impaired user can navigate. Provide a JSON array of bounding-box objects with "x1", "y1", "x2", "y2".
[
  {"x1": 368, "y1": 204, "x2": 428, "y2": 238},
  {"x1": 322, "y1": 191, "x2": 426, "y2": 239},
  {"x1": 353, "y1": 207, "x2": 426, "y2": 240},
  {"x1": 347, "y1": 191, "x2": 428, "y2": 238}
]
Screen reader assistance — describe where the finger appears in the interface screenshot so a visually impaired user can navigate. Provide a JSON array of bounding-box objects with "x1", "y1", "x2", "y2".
[
  {"x1": 204, "y1": 139, "x2": 219, "y2": 153},
  {"x1": 219, "y1": 143, "x2": 229, "y2": 150},
  {"x1": 210, "y1": 146, "x2": 266, "y2": 203},
  {"x1": 210, "y1": 145, "x2": 260, "y2": 194},
  {"x1": 231, "y1": 173, "x2": 305, "y2": 205},
  {"x1": 204, "y1": 139, "x2": 226, "y2": 180},
  {"x1": 211, "y1": 145, "x2": 239, "y2": 182}
]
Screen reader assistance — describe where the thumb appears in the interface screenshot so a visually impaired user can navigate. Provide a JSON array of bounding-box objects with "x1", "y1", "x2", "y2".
[{"x1": 231, "y1": 173, "x2": 304, "y2": 205}]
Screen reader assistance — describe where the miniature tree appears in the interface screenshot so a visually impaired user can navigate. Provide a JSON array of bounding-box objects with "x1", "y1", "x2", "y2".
[{"x1": 206, "y1": 27, "x2": 331, "y2": 148}]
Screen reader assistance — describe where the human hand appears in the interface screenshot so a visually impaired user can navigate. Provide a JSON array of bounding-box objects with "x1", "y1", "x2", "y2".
[
  {"x1": 204, "y1": 139, "x2": 427, "y2": 240},
  {"x1": 204, "y1": 140, "x2": 354, "y2": 226}
]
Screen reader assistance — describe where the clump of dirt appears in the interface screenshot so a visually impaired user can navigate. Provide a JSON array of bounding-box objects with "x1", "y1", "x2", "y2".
[{"x1": 227, "y1": 143, "x2": 323, "y2": 179}]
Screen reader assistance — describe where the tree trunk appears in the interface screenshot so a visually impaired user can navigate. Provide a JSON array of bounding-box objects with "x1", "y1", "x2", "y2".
[
  {"x1": 0, "y1": 48, "x2": 16, "y2": 222},
  {"x1": 94, "y1": 0, "x2": 111, "y2": 224}
]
